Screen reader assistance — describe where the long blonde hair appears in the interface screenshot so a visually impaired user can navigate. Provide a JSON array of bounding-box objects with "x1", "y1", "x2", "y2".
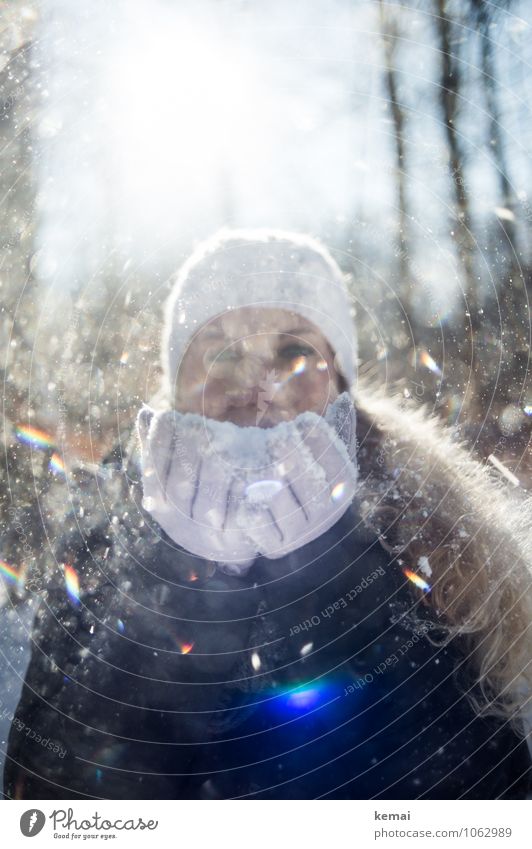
[{"x1": 353, "y1": 378, "x2": 532, "y2": 736}]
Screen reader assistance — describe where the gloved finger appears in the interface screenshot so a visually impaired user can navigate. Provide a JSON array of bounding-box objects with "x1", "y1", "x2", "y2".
[
  {"x1": 240, "y1": 466, "x2": 352, "y2": 561},
  {"x1": 139, "y1": 410, "x2": 205, "y2": 523},
  {"x1": 142, "y1": 409, "x2": 183, "y2": 502},
  {"x1": 295, "y1": 412, "x2": 357, "y2": 500},
  {"x1": 237, "y1": 498, "x2": 291, "y2": 560},
  {"x1": 173, "y1": 492, "x2": 257, "y2": 564},
  {"x1": 161, "y1": 417, "x2": 207, "y2": 517},
  {"x1": 161, "y1": 412, "x2": 246, "y2": 529},
  {"x1": 151, "y1": 471, "x2": 256, "y2": 564},
  {"x1": 136, "y1": 404, "x2": 155, "y2": 444},
  {"x1": 264, "y1": 416, "x2": 331, "y2": 522},
  {"x1": 324, "y1": 391, "x2": 357, "y2": 462},
  {"x1": 243, "y1": 447, "x2": 313, "y2": 551},
  {"x1": 135, "y1": 408, "x2": 256, "y2": 563},
  {"x1": 186, "y1": 414, "x2": 265, "y2": 531},
  {"x1": 186, "y1": 451, "x2": 239, "y2": 531},
  {"x1": 186, "y1": 453, "x2": 260, "y2": 562},
  {"x1": 135, "y1": 407, "x2": 168, "y2": 507},
  {"x1": 239, "y1": 432, "x2": 320, "y2": 559},
  {"x1": 215, "y1": 475, "x2": 259, "y2": 562}
]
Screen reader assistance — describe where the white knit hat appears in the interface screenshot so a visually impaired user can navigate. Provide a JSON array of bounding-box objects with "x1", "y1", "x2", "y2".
[{"x1": 161, "y1": 228, "x2": 357, "y2": 398}]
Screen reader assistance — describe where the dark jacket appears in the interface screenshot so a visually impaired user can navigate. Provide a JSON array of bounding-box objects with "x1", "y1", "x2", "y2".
[{"x1": 4, "y1": 445, "x2": 531, "y2": 800}]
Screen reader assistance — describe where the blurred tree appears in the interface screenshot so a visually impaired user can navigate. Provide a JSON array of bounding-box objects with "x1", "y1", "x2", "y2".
[
  {"x1": 470, "y1": 0, "x2": 518, "y2": 249},
  {"x1": 433, "y1": 0, "x2": 478, "y2": 324},
  {"x1": 377, "y1": 0, "x2": 409, "y2": 284},
  {"x1": 0, "y1": 5, "x2": 52, "y2": 605}
]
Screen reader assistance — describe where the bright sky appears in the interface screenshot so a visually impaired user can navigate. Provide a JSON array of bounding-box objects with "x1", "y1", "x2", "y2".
[{"x1": 34, "y1": 0, "x2": 532, "y2": 321}]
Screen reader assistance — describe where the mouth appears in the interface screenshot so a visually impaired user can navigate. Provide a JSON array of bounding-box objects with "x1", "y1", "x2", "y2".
[
  {"x1": 225, "y1": 403, "x2": 287, "y2": 428},
  {"x1": 225, "y1": 389, "x2": 256, "y2": 408},
  {"x1": 225, "y1": 403, "x2": 259, "y2": 423}
]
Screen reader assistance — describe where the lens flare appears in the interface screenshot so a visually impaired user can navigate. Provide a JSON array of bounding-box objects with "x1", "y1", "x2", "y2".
[
  {"x1": 17, "y1": 562, "x2": 29, "y2": 592},
  {"x1": 0, "y1": 560, "x2": 19, "y2": 585},
  {"x1": 63, "y1": 563, "x2": 80, "y2": 605},
  {"x1": 419, "y1": 350, "x2": 442, "y2": 377},
  {"x1": 290, "y1": 356, "x2": 307, "y2": 376},
  {"x1": 49, "y1": 452, "x2": 66, "y2": 475},
  {"x1": 256, "y1": 676, "x2": 352, "y2": 719},
  {"x1": 494, "y1": 206, "x2": 516, "y2": 222},
  {"x1": 403, "y1": 568, "x2": 431, "y2": 593},
  {"x1": 179, "y1": 641, "x2": 194, "y2": 654},
  {"x1": 15, "y1": 424, "x2": 55, "y2": 449},
  {"x1": 445, "y1": 394, "x2": 463, "y2": 426},
  {"x1": 286, "y1": 686, "x2": 321, "y2": 709},
  {"x1": 330, "y1": 481, "x2": 346, "y2": 501},
  {"x1": 245, "y1": 479, "x2": 283, "y2": 502}
]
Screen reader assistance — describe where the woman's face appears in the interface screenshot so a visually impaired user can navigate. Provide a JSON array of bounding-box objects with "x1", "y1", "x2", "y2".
[{"x1": 174, "y1": 307, "x2": 346, "y2": 427}]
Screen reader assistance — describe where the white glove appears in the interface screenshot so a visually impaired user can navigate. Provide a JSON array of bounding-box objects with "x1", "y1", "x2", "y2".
[
  {"x1": 240, "y1": 393, "x2": 358, "y2": 560},
  {"x1": 136, "y1": 405, "x2": 258, "y2": 568},
  {"x1": 136, "y1": 392, "x2": 358, "y2": 573}
]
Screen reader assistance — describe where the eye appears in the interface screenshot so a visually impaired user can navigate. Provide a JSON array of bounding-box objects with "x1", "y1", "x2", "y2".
[{"x1": 278, "y1": 344, "x2": 315, "y2": 359}]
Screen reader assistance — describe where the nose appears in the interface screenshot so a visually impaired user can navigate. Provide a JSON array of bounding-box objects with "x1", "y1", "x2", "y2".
[{"x1": 226, "y1": 354, "x2": 270, "y2": 406}]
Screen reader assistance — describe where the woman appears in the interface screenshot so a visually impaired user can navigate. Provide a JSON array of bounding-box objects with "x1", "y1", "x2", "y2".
[{"x1": 4, "y1": 229, "x2": 532, "y2": 799}]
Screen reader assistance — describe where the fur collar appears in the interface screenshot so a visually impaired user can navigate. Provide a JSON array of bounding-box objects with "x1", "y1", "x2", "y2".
[{"x1": 353, "y1": 380, "x2": 532, "y2": 729}]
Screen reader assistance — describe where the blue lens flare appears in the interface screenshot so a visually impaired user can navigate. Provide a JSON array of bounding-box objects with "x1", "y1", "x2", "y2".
[
  {"x1": 268, "y1": 678, "x2": 344, "y2": 716},
  {"x1": 285, "y1": 686, "x2": 322, "y2": 710}
]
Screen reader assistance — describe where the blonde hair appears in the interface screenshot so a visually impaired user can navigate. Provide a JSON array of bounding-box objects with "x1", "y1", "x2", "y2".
[{"x1": 354, "y1": 378, "x2": 532, "y2": 736}]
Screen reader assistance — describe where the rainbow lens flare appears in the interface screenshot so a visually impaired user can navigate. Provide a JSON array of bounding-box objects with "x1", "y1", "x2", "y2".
[
  {"x1": 0, "y1": 560, "x2": 19, "y2": 585},
  {"x1": 49, "y1": 452, "x2": 66, "y2": 476},
  {"x1": 403, "y1": 568, "x2": 431, "y2": 593},
  {"x1": 419, "y1": 350, "x2": 443, "y2": 377},
  {"x1": 63, "y1": 564, "x2": 80, "y2": 605},
  {"x1": 179, "y1": 641, "x2": 194, "y2": 655},
  {"x1": 290, "y1": 356, "x2": 307, "y2": 376},
  {"x1": 15, "y1": 425, "x2": 55, "y2": 449},
  {"x1": 331, "y1": 481, "x2": 346, "y2": 501}
]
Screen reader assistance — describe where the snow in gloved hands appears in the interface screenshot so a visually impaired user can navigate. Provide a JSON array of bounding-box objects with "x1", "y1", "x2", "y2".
[{"x1": 136, "y1": 391, "x2": 358, "y2": 574}]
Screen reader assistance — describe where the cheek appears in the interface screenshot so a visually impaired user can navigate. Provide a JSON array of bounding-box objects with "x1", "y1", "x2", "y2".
[
  {"x1": 283, "y1": 367, "x2": 337, "y2": 411},
  {"x1": 175, "y1": 363, "x2": 218, "y2": 414},
  {"x1": 199, "y1": 376, "x2": 236, "y2": 416}
]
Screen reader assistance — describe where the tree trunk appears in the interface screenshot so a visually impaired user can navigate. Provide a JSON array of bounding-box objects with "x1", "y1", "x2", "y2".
[
  {"x1": 434, "y1": 0, "x2": 479, "y2": 330},
  {"x1": 378, "y1": 0, "x2": 409, "y2": 286}
]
